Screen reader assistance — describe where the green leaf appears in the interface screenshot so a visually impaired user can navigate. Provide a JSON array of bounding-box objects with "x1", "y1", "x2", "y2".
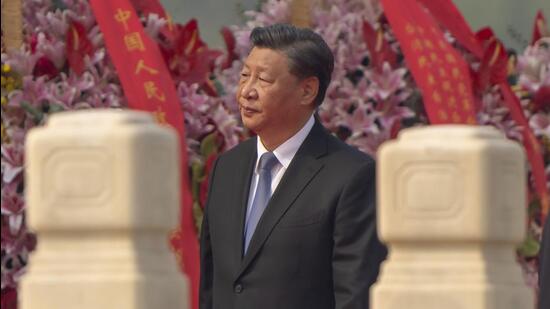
[
  {"x1": 48, "y1": 103, "x2": 66, "y2": 114},
  {"x1": 191, "y1": 162, "x2": 205, "y2": 181},
  {"x1": 200, "y1": 132, "x2": 219, "y2": 157},
  {"x1": 212, "y1": 78, "x2": 226, "y2": 96},
  {"x1": 20, "y1": 101, "x2": 43, "y2": 124},
  {"x1": 191, "y1": 162, "x2": 204, "y2": 201},
  {"x1": 517, "y1": 233, "x2": 540, "y2": 257},
  {"x1": 528, "y1": 198, "x2": 541, "y2": 217},
  {"x1": 51, "y1": 0, "x2": 68, "y2": 11},
  {"x1": 193, "y1": 201, "x2": 204, "y2": 237}
]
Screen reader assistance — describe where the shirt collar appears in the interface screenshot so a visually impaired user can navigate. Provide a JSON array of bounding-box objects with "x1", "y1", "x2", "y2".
[{"x1": 256, "y1": 114, "x2": 315, "y2": 171}]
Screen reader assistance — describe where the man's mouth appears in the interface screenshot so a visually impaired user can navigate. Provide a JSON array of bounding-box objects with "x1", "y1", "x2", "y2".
[{"x1": 240, "y1": 104, "x2": 260, "y2": 113}]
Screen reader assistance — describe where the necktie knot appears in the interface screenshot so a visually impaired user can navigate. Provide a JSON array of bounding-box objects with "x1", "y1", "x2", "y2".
[{"x1": 258, "y1": 152, "x2": 278, "y2": 173}]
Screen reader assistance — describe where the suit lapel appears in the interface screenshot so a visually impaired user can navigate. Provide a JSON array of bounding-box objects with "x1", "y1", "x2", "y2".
[
  {"x1": 237, "y1": 122, "x2": 328, "y2": 277},
  {"x1": 231, "y1": 137, "x2": 257, "y2": 272}
]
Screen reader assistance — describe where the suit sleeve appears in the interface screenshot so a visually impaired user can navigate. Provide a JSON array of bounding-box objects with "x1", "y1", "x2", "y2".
[
  {"x1": 332, "y1": 160, "x2": 387, "y2": 309},
  {"x1": 199, "y1": 157, "x2": 220, "y2": 309}
]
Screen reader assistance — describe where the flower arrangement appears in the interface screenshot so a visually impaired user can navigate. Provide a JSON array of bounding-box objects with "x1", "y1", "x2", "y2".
[{"x1": 508, "y1": 38, "x2": 550, "y2": 289}]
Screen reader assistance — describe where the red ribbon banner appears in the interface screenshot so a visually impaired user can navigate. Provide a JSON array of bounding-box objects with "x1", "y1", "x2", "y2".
[
  {"x1": 382, "y1": 0, "x2": 477, "y2": 124},
  {"x1": 89, "y1": 1, "x2": 199, "y2": 308}
]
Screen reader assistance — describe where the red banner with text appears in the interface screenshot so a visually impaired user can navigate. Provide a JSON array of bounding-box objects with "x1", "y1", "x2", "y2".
[
  {"x1": 89, "y1": 1, "x2": 199, "y2": 308},
  {"x1": 382, "y1": 0, "x2": 477, "y2": 124}
]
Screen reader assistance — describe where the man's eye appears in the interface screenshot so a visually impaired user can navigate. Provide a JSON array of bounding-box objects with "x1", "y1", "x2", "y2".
[
  {"x1": 240, "y1": 72, "x2": 250, "y2": 78},
  {"x1": 259, "y1": 77, "x2": 272, "y2": 83}
]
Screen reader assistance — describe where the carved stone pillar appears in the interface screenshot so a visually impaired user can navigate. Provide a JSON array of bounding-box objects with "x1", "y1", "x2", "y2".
[
  {"x1": 372, "y1": 125, "x2": 534, "y2": 309},
  {"x1": 21, "y1": 110, "x2": 188, "y2": 309}
]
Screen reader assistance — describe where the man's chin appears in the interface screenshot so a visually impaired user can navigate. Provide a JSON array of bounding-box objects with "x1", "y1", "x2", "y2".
[{"x1": 242, "y1": 119, "x2": 262, "y2": 135}]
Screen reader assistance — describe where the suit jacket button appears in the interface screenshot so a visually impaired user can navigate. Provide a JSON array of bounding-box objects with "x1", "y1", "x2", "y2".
[{"x1": 234, "y1": 283, "x2": 243, "y2": 294}]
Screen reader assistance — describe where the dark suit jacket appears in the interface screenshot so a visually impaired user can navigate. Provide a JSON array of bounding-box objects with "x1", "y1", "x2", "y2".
[
  {"x1": 199, "y1": 121, "x2": 387, "y2": 309},
  {"x1": 540, "y1": 215, "x2": 550, "y2": 309}
]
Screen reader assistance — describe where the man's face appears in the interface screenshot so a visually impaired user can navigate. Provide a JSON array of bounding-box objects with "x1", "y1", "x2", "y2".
[{"x1": 237, "y1": 47, "x2": 305, "y2": 135}]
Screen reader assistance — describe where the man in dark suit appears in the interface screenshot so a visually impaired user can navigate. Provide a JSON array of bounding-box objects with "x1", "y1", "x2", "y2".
[
  {"x1": 540, "y1": 214, "x2": 550, "y2": 309},
  {"x1": 199, "y1": 24, "x2": 387, "y2": 309}
]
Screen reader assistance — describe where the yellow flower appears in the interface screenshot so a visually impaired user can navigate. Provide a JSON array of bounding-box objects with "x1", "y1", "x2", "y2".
[
  {"x1": 2, "y1": 63, "x2": 11, "y2": 73},
  {"x1": 1, "y1": 96, "x2": 7, "y2": 106},
  {"x1": 1, "y1": 122, "x2": 8, "y2": 144}
]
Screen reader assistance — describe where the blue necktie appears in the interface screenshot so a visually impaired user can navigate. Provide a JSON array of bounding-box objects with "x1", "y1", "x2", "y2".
[{"x1": 244, "y1": 152, "x2": 279, "y2": 254}]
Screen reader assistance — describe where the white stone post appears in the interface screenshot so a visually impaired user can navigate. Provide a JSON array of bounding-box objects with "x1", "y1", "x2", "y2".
[
  {"x1": 21, "y1": 110, "x2": 189, "y2": 309},
  {"x1": 372, "y1": 125, "x2": 534, "y2": 309}
]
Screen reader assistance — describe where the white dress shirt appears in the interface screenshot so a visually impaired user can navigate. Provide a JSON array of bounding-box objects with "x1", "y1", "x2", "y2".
[{"x1": 246, "y1": 114, "x2": 315, "y2": 215}]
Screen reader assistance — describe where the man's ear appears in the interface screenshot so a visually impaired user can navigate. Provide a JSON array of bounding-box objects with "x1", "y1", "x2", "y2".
[{"x1": 300, "y1": 76, "x2": 319, "y2": 107}]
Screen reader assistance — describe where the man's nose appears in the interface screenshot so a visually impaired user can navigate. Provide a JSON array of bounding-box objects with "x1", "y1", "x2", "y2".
[{"x1": 241, "y1": 79, "x2": 258, "y2": 100}]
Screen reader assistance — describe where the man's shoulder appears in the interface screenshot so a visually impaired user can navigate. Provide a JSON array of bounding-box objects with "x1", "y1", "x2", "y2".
[
  {"x1": 316, "y1": 131, "x2": 376, "y2": 188},
  {"x1": 324, "y1": 132, "x2": 375, "y2": 168}
]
